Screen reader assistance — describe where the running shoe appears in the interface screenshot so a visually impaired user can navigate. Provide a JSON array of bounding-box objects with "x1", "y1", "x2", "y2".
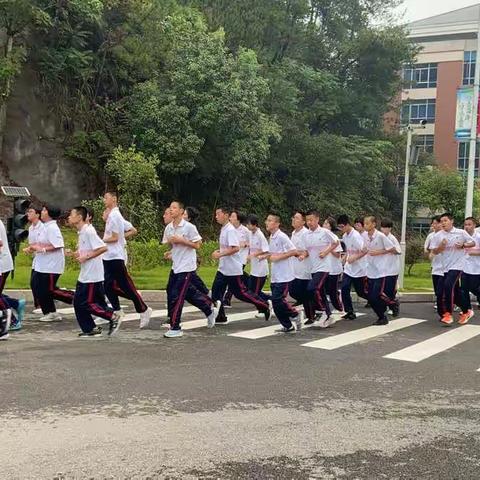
[
  {"x1": 79, "y1": 327, "x2": 103, "y2": 338},
  {"x1": 458, "y1": 309, "x2": 474, "y2": 325}
]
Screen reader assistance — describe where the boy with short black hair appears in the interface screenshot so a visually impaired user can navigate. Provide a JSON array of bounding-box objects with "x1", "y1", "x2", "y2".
[
  {"x1": 430, "y1": 213, "x2": 475, "y2": 326},
  {"x1": 31, "y1": 205, "x2": 74, "y2": 322},
  {"x1": 68, "y1": 206, "x2": 122, "y2": 337}
]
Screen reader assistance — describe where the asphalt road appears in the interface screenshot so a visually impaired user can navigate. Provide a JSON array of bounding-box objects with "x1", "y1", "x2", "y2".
[{"x1": 1, "y1": 299, "x2": 480, "y2": 479}]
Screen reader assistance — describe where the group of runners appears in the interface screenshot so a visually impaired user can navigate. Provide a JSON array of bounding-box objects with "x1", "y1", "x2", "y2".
[{"x1": 0, "y1": 196, "x2": 477, "y2": 340}]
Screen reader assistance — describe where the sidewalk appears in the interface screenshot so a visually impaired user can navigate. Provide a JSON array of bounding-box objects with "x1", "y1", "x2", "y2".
[{"x1": 4, "y1": 289, "x2": 436, "y2": 303}]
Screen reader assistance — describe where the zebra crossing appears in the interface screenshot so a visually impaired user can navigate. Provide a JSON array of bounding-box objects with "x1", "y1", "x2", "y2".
[{"x1": 26, "y1": 303, "x2": 480, "y2": 371}]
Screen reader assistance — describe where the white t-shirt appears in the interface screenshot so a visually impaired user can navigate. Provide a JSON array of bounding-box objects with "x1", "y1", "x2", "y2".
[
  {"x1": 424, "y1": 231, "x2": 444, "y2": 277},
  {"x1": 0, "y1": 220, "x2": 13, "y2": 273},
  {"x1": 78, "y1": 224, "x2": 106, "y2": 283},
  {"x1": 162, "y1": 219, "x2": 202, "y2": 274},
  {"x1": 28, "y1": 221, "x2": 45, "y2": 270},
  {"x1": 303, "y1": 226, "x2": 339, "y2": 274},
  {"x1": 269, "y1": 229, "x2": 296, "y2": 283},
  {"x1": 328, "y1": 244, "x2": 344, "y2": 276},
  {"x1": 103, "y1": 207, "x2": 126, "y2": 261},
  {"x1": 218, "y1": 223, "x2": 243, "y2": 276},
  {"x1": 384, "y1": 233, "x2": 401, "y2": 277},
  {"x1": 236, "y1": 224, "x2": 250, "y2": 265},
  {"x1": 365, "y1": 229, "x2": 395, "y2": 279},
  {"x1": 429, "y1": 227, "x2": 474, "y2": 273},
  {"x1": 343, "y1": 229, "x2": 367, "y2": 278},
  {"x1": 291, "y1": 227, "x2": 311, "y2": 280},
  {"x1": 34, "y1": 220, "x2": 65, "y2": 274},
  {"x1": 464, "y1": 230, "x2": 480, "y2": 275},
  {"x1": 249, "y1": 228, "x2": 269, "y2": 277}
]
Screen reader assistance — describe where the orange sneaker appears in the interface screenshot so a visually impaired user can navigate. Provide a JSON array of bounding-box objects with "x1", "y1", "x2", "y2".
[
  {"x1": 440, "y1": 313, "x2": 453, "y2": 326},
  {"x1": 458, "y1": 309, "x2": 474, "y2": 325}
]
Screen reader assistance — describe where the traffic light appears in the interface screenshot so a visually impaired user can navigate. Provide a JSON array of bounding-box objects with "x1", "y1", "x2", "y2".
[{"x1": 7, "y1": 198, "x2": 30, "y2": 259}]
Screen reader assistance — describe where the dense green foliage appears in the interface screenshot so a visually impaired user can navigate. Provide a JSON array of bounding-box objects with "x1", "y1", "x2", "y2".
[{"x1": 2, "y1": 0, "x2": 423, "y2": 233}]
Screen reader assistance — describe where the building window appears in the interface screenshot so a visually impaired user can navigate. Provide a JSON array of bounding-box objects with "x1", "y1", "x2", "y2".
[
  {"x1": 463, "y1": 51, "x2": 476, "y2": 86},
  {"x1": 458, "y1": 142, "x2": 479, "y2": 177},
  {"x1": 415, "y1": 135, "x2": 434, "y2": 154},
  {"x1": 403, "y1": 63, "x2": 438, "y2": 88},
  {"x1": 401, "y1": 99, "x2": 436, "y2": 124}
]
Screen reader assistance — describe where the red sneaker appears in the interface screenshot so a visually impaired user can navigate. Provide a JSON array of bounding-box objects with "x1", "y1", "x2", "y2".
[
  {"x1": 440, "y1": 313, "x2": 453, "y2": 326},
  {"x1": 458, "y1": 309, "x2": 474, "y2": 325}
]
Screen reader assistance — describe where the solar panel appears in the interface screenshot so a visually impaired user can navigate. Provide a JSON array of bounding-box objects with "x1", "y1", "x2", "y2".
[{"x1": 1, "y1": 186, "x2": 30, "y2": 197}]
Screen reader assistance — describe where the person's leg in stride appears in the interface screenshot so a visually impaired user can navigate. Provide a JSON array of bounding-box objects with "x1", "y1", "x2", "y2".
[
  {"x1": 380, "y1": 275, "x2": 399, "y2": 317},
  {"x1": 34, "y1": 272, "x2": 58, "y2": 320},
  {"x1": 309, "y1": 271, "x2": 331, "y2": 326},
  {"x1": 226, "y1": 275, "x2": 270, "y2": 320},
  {"x1": 104, "y1": 259, "x2": 147, "y2": 313},
  {"x1": 289, "y1": 278, "x2": 315, "y2": 324},
  {"x1": 0, "y1": 271, "x2": 21, "y2": 330},
  {"x1": 327, "y1": 274, "x2": 344, "y2": 313},
  {"x1": 248, "y1": 275, "x2": 270, "y2": 303},
  {"x1": 367, "y1": 278, "x2": 388, "y2": 325},
  {"x1": 440, "y1": 270, "x2": 462, "y2": 326},
  {"x1": 211, "y1": 271, "x2": 229, "y2": 323},
  {"x1": 271, "y1": 282, "x2": 300, "y2": 332}
]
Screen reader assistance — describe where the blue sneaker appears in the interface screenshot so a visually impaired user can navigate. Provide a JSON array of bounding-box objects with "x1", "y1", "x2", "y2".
[
  {"x1": 164, "y1": 329, "x2": 184, "y2": 338},
  {"x1": 9, "y1": 318, "x2": 22, "y2": 331},
  {"x1": 15, "y1": 299, "x2": 26, "y2": 328}
]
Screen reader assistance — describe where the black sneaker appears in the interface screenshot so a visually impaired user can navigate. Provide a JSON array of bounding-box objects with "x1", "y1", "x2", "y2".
[
  {"x1": 391, "y1": 301, "x2": 400, "y2": 317},
  {"x1": 304, "y1": 318, "x2": 315, "y2": 325},
  {"x1": 372, "y1": 317, "x2": 388, "y2": 326},
  {"x1": 0, "y1": 309, "x2": 12, "y2": 341},
  {"x1": 341, "y1": 312, "x2": 357, "y2": 320},
  {"x1": 78, "y1": 327, "x2": 103, "y2": 338},
  {"x1": 275, "y1": 326, "x2": 295, "y2": 333}
]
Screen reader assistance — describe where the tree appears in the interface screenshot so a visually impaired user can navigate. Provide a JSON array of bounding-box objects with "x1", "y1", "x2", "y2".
[
  {"x1": 410, "y1": 167, "x2": 480, "y2": 224},
  {"x1": 105, "y1": 146, "x2": 161, "y2": 240}
]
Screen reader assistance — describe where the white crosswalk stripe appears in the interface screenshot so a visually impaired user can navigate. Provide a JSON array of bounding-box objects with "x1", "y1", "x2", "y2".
[
  {"x1": 384, "y1": 324, "x2": 480, "y2": 363},
  {"x1": 33, "y1": 305, "x2": 127, "y2": 315},
  {"x1": 182, "y1": 311, "x2": 259, "y2": 330},
  {"x1": 229, "y1": 313, "x2": 365, "y2": 339},
  {"x1": 301, "y1": 317, "x2": 426, "y2": 350}
]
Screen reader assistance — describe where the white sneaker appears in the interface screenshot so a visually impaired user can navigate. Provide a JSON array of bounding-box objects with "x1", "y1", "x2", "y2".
[
  {"x1": 139, "y1": 307, "x2": 153, "y2": 329},
  {"x1": 39, "y1": 312, "x2": 59, "y2": 322},
  {"x1": 164, "y1": 329, "x2": 184, "y2": 338},
  {"x1": 109, "y1": 311, "x2": 124, "y2": 336},
  {"x1": 207, "y1": 302, "x2": 220, "y2": 328},
  {"x1": 254, "y1": 312, "x2": 263, "y2": 318},
  {"x1": 387, "y1": 309, "x2": 393, "y2": 315},
  {"x1": 295, "y1": 310, "x2": 304, "y2": 330},
  {"x1": 323, "y1": 316, "x2": 335, "y2": 328},
  {"x1": 94, "y1": 316, "x2": 110, "y2": 326},
  {"x1": 267, "y1": 299, "x2": 273, "y2": 316},
  {"x1": 0, "y1": 309, "x2": 12, "y2": 340}
]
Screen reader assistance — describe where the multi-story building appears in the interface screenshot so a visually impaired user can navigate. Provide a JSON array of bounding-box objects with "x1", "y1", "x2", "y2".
[{"x1": 392, "y1": 4, "x2": 480, "y2": 177}]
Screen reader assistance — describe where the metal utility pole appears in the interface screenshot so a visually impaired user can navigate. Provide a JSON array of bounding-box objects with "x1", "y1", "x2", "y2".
[{"x1": 465, "y1": 14, "x2": 480, "y2": 217}]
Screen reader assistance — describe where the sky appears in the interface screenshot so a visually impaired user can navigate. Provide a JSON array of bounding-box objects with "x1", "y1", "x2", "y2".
[{"x1": 397, "y1": 0, "x2": 479, "y2": 23}]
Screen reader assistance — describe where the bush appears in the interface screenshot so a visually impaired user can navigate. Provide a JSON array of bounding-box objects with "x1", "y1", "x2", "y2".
[
  {"x1": 127, "y1": 240, "x2": 219, "y2": 271},
  {"x1": 405, "y1": 235, "x2": 425, "y2": 276}
]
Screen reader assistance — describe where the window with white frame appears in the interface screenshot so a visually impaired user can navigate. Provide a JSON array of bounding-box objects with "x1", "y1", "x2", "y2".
[
  {"x1": 403, "y1": 63, "x2": 438, "y2": 88},
  {"x1": 463, "y1": 51, "x2": 476, "y2": 86},
  {"x1": 415, "y1": 135, "x2": 434, "y2": 154},
  {"x1": 458, "y1": 142, "x2": 479, "y2": 177},
  {"x1": 401, "y1": 99, "x2": 436, "y2": 124}
]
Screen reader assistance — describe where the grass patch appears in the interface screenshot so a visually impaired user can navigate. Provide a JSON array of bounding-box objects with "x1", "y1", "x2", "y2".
[{"x1": 5, "y1": 263, "x2": 434, "y2": 292}]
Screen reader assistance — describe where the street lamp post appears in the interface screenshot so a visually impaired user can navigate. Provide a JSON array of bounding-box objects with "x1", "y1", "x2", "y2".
[
  {"x1": 465, "y1": 16, "x2": 480, "y2": 217},
  {"x1": 399, "y1": 122, "x2": 426, "y2": 290},
  {"x1": 398, "y1": 126, "x2": 413, "y2": 290}
]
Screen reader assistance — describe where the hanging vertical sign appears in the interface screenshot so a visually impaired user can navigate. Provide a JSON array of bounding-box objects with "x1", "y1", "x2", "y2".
[{"x1": 455, "y1": 86, "x2": 474, "y2": 140}]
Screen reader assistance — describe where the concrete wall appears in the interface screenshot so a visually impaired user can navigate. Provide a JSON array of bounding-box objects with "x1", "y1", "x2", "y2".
[{"x1": 0, "y1": 68, "x2": 95, "y2": 209}]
